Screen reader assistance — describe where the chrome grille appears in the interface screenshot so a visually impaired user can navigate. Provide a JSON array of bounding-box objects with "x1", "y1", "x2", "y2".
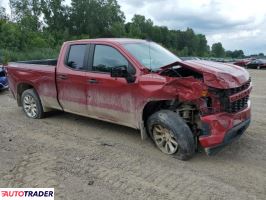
[
  {"x1": 224, "y1": 79, "x2": 251, "y2": 113},
  {"x1": 225, "y1": 96, "x2": 249, "y2": 113}
]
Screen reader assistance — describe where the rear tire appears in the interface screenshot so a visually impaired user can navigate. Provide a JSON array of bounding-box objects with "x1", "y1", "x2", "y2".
[
  {"x1": 21, "y1": 89, "x2": 44, "y2": 119},
  {"x1": 147, "y1": 110, "x2": 195, "y2": 160}
]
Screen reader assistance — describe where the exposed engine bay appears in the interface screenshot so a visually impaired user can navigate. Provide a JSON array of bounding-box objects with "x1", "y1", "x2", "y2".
[
  {"x1": 159, "y1": 65, "x2": 203, "y2": 79},
  {"x1": 150, "y1": 100, "x2": 204, "y2": 139}
]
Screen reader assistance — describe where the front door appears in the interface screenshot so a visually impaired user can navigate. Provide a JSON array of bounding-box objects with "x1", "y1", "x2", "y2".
[{"x1": 86, "y1": 44, "x2": 137, "y2": 128}]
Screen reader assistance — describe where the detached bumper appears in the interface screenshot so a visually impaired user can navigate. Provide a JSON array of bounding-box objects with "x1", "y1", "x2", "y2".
[
  {"x1": 199, "y1": 101, "x2": 251, "y2": 155},
  {"x1": 204, "y1": 118, "x2": 250, "y2": 155}
]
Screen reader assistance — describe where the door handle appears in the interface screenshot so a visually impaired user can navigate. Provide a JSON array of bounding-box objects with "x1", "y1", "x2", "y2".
[
  {"x1": 88, "y1": 79, "x2": 99, "y2": 84},
  {"x1": 57, "y1": 74, "x2": 68, "y2": 80}
]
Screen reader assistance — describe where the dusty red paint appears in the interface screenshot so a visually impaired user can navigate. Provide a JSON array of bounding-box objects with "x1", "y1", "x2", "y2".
[
  {"x1": 6, "y1": 38, "x2": 252, "y2": 150},
  {"x1": 199, "y1": 103, "x2": 251, "y2": 147},
  {"x1": 161, "y1": 60, "x2": 250, "y2": 89},
  {"x1": 165, "y1": 78, "x2": 207, "y2": 101}
]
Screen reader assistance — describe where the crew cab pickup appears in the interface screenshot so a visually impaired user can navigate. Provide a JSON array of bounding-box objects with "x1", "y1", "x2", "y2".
[{"x1": 6, "y1": 39, "x2": 252, "y2": 160}]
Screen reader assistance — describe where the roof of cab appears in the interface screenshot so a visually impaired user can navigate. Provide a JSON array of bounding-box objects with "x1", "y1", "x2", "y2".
[{"x1": 65, "y1": 38, "x2": 148, "y2": 45}]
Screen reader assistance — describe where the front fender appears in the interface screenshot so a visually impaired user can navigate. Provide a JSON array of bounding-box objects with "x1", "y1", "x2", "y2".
[{"x1": 165, "y1": 77, "x2": 207, "y2": 101}]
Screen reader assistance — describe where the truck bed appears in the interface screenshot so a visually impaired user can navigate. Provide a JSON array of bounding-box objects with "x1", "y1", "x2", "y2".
[
  {"x1": 7, "y1": 61, "x2": 61, "y2": 111},
  {"x1": 16, "y1": 59, "x2": 57, "y2": 66}
]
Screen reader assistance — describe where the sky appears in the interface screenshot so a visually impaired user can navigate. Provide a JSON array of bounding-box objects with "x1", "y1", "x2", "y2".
[{"x1": 1, "y1": 0, "x2": 266, "y2": 55}]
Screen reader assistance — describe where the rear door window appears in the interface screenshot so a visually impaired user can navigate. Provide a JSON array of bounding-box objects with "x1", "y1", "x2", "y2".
[{"x1": 66, "y1": 45, "x2": 87, "y2": 70}]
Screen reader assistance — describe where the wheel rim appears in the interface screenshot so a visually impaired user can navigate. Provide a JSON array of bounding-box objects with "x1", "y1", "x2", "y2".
[
  {"x1": 152, "y1": 124, "x2": 178, "y2": 154},
  {"x1": 23, "y1": 94, "x2": 38, "y2": 118}
]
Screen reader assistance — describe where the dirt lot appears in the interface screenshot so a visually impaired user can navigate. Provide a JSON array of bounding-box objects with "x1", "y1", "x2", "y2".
[{"x1": 0, "y1": 69, "x2": 265, "y2": 200}]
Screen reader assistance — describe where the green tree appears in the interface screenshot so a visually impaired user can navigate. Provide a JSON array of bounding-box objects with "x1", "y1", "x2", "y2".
[
  {"x1": 8, "y1": 0, "x2": 44, "y2": 50},
  {"x1": 9, "y1": 0, "x2": 42, "y2": 31},
  {"x1": 226, "y1": 50, "x2": 244, "y2": 58},
  {"x1": 211, "y1": 42, "x2": 225, "y2": 57},
  {"x1": 41, "y1": 0, "x2": 70, "y2": 46},
  {"x1": 196, "y1": 34, "x2": 208, "y2": 57},
  {"x1": 0, "y1": 20, "x2": 24, "y2": 50},
  {"x1": 0, "y1": 6, "x2": 8, "y2": 20},
  {"x1": 41, "y1": 0, "x2": 69, "y2": 30},
  {"x1": 127, "y1": 22, "x2": 141, "y2": 38},
  {"x1": 70, "y1": 0, "x2": 125, "y2": 37},
  {"x1": 128, "y1": 15, "x2": 153, "y2": 39},
  {"x1": 179, "y1": 47, "x2": 189, "y2": 56},
  {"x1": 236, "y1": 50, "x2": 243, "y2": 58},
  {"x1": 109, "y1": 22, "x2": 126, "y2": 37}
]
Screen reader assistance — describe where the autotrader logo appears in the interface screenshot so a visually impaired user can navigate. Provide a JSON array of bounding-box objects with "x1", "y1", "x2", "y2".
[{"x1": 0, "y1": 188, "x2": 54, "y2": 199}]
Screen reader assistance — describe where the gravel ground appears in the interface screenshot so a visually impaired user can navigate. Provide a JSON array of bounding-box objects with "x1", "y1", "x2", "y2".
[{"x1": 0, "y1": 69, "x2": 265, "y2": 200}]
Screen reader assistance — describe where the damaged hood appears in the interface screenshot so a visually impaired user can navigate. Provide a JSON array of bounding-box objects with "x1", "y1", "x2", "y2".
[{"x1": 161, "y1": 60, "x2": 250, "y2": 89}]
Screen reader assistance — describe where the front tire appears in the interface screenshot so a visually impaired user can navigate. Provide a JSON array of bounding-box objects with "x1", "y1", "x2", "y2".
[
  {"x1": 147, "y1": 110, "x2": 195, "y2": 160},
  {"x1": 21, "y1": 89, "x2": 44, "y2": 119}
]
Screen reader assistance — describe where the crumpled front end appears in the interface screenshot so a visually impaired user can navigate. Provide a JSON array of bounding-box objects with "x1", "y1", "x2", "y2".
[
  {"x1": 158, "y1": 60, "x2": 252, "y2": 155},
  {"x1": 197, "y1": 78, "x2": 252, "y2": 154}
]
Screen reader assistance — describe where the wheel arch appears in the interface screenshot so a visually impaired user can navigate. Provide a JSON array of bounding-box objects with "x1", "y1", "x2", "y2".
[
  {"x1": 16, "y1": 83, "x2": 49, "y2": 112},
  {"x1": 142, "y1": 100, "x2": 167, "y2": 124},
  {"x1": 139, "y1": 99, "x2": 178, "y2": 140},
  {"x1": 17, "y1": 82, "x2": 35, "y2": 106}
]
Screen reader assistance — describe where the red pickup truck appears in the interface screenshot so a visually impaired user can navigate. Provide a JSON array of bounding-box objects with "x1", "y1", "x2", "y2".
[{"x1": 6, "y1": 38, "x2": 252, "y2": 160}]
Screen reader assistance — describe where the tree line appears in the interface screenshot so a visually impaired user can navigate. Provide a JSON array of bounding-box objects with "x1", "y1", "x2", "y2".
[{"x1": 0, "y1": 0, "x2": 247, "y2": 62}]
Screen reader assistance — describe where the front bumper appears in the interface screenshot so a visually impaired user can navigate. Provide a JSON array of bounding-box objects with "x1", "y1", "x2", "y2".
[
  {"x1": 199, "y1": 101, "x2": 251, "y2": 154},
  {"x1": 204, "y1": 118, "x2": 250, "y2": 155}
]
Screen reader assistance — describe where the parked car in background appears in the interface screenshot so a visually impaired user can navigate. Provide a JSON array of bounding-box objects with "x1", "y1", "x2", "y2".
[
  {"x1": 180, "y1": 57, "x2": 201, "y2": 61},
  {"x1": 246, "y1": 59, "x2": 266, "y2": 69},
  {"x1": 233, "y1": 59, "x2": 251, "y2": 67},
  {"x1": 0, "y1": 65, "x2": 8, "y2": 90}
]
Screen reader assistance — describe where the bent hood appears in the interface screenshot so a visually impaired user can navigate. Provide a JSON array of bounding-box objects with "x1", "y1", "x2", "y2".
[{"x1": 162, "y1": 60, "x2": 250, "y2": 89}]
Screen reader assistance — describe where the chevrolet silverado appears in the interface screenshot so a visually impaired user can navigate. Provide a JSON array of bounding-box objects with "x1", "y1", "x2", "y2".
[{"x1": 6, "y1": 39, "x2": 252, "y2": 160}]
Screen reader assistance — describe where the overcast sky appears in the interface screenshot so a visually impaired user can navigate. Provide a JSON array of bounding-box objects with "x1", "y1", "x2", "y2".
[{"x1": 1, "y1": 0, "x2": 266, "y2": 55}]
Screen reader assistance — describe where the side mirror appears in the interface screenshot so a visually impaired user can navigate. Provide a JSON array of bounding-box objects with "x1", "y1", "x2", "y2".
[
  {"x1": 111, "y1": 65, "x2": 136, "y2": 83},
  {"x1": 111, "y1": 65, "x2": 128, "y2": 78}
]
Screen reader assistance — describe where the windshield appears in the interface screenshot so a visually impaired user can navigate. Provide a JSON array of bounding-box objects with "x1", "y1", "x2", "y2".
[{"x1": 123, "y1": 42, "x2": 181, "y2": 70}]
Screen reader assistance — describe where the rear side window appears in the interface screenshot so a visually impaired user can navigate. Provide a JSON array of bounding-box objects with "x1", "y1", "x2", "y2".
[
  {"x1": 66, "y1": 45, "x2": 87, "y2": 70},
  {"x1": 93, "y1": 45, "x2": 128, "y2": 73}
]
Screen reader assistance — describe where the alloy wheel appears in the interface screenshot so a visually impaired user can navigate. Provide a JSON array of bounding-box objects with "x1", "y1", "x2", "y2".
[
  {"x1": 152, "y1": 124, "x2": 179, "y2": 154},
  {"x1": 23, "y1": 94, "x2": 38, "y2": 118}
]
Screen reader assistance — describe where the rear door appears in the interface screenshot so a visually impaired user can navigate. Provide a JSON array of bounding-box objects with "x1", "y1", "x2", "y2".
[
  {"x1": 86, "y1": 44, "x2": 138, "y2": 128},
  {"x1": 57, "y1": 44, "x2": 90, "y2": 115}
]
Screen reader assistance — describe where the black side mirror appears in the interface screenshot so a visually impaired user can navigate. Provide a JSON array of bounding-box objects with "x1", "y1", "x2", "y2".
[
  {"x1": 111, "y1": 65, "x2": 136, "y2": 83},
  {"x1": 111, "y1": 65, "x2": 128, "y2": 78}
]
